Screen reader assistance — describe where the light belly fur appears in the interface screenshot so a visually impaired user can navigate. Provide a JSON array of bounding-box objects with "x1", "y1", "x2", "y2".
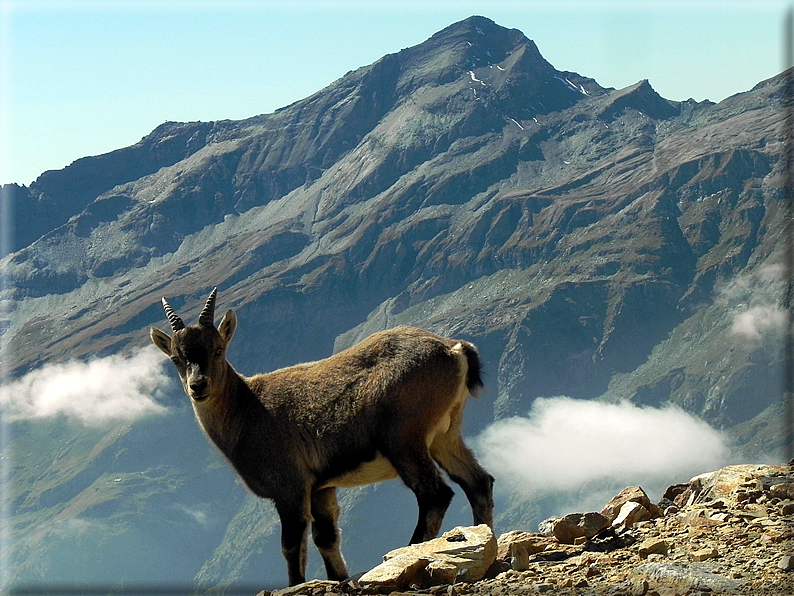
[{"x1": 321, "y1": 453, "x2": 399, "y2": 488}]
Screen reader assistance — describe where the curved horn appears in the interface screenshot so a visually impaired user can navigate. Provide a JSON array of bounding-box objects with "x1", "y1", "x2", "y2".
[
  {"x1": 161, "y1": 298, "x2": 185, "y2": 332},
  {"x1": 198, "y1": 287, "x2": 218, "y2": 327}
]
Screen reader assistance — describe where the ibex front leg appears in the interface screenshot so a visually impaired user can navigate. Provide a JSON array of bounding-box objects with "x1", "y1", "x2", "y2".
[{"x1": 275, "y1": 497, "x2": 310, "y2": 586}]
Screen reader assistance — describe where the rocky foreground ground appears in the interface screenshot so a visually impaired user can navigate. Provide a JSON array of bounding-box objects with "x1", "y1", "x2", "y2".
[{"x1": 257, "y1": 463, "x2": 794, "y2": 596}]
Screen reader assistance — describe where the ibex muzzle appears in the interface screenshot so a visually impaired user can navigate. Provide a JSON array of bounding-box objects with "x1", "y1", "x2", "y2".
[{"x1": 150, "y1": 288, "x2": 494, "y2": 587}]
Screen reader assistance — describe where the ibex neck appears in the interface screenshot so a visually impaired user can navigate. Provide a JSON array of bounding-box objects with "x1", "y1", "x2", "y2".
[{"x1": 193, "y1": 361, "x2": 247, "y2": 457}]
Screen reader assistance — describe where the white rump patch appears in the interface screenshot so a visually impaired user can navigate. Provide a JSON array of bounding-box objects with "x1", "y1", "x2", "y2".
[{"x1": 425, "y1": 343, "x2": 470, "y2": 447}]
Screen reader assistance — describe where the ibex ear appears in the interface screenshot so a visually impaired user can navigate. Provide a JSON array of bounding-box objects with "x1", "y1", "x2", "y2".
[
  {"x1": 150, "y1": 327, "x2": 173, "y2": 356},
  {"x1": 218, "y1": 310, "x2": 237, "y2": 345}
]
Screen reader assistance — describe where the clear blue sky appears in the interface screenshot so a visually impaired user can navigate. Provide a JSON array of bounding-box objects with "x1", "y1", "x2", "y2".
[{"x1": 1, "y1": 0, "x2": 790, "y2": 187}]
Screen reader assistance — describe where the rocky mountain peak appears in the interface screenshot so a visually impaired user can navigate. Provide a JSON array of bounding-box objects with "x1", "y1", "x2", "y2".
[
  {"x1": 390, "y1": 15, "x2": 601, "y2": 112},
  {"x1": 418, "y1": 15, "x2": 543, "y2": 70},
  {"x1": 598, "y1": 79, "x2": 680, "y2": 121}
]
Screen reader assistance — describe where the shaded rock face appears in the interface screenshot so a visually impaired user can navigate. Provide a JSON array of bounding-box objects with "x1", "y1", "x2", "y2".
[{"x1": 2, "y1": 14, "x2": 791, "y2": 591}]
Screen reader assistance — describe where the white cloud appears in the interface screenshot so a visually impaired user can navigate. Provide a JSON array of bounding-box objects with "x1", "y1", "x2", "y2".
[
  {"x1": 0, "y1": 346, "x2": 172, "y2": 426},
  {"x1": 48, "y1": 517, "x2": 108, "y2": 539},
  {"x1": 731, "y1": 304, "x2": 787, "y2": 340},
  {"x1": 474, "y1": 396, "x2": 730, "y2": 507},
  {"x1": 757, "y1": 262, "x2": 786, "y2": 283},
  {"x1": 718, "y1": 263, "x2": 785, "y2": 300},
  {"x1": 177, "y1": 504, "x2": 211, "y2": 526},
  {"x1": 719, "y1": 263, "x2": 788, "y2": 342}
]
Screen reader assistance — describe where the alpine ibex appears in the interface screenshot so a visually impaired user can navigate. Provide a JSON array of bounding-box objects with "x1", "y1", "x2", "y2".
[{"x1": 150, "y1": 289, "x2": 494, "y2": 586}]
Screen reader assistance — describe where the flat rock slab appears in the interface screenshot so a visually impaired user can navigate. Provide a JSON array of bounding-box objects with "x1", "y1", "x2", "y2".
[{"x1": 359, "y1": 524, "x2": 496, "y2": 590}]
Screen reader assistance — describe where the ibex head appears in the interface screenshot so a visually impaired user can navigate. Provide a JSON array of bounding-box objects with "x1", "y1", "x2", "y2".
[{"x1": 150, "y1": 288, "x2": 237, "y2": 403}]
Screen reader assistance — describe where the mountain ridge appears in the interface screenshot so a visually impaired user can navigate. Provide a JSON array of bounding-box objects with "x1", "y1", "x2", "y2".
[{"x1": 3, "y1": 14, "x2": 787, "y2": 427}]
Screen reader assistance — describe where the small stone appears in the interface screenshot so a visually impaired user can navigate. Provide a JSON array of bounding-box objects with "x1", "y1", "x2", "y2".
[
  {"x1": 678, "y1": 509, "x2": 724, "y2": 528},
  {"x1": 779, "y1": 500, "x2": 794, "y2": 515},
  {"x1": 612, "y1": 500, "x2": 652, "y2": 529},
  {"x1": 674, "y1": 487, "x2": 697, "y2": 508},
  {"x1": 573, "y1": 536, "x2": 588, "y2": 545},
  {"x1": 509, "y1": 544, "x2": 529, "y2": 572},
  {"x1": 630, "y1": 579, "x2": 649, "y2": 596},
  {"x1": 537, "y1": 517, "x2": 558, "y2": 536},
  {"x1": 760, "y1": 530, "x2": 784, "y2": 545},
  {"x1": 770, "y1": 483, "x2": 794, "y2": 500},
  {"x1": 602, "y1": 486, "x2": 662, "y2": 522},
  {"x1": 691, "y1": 547, "x2": 719, "y2": 562},
  {"x1": 551, "y1": 512, "x2": 609, "y2": 544},
  {"x1": 637, "y1": 538, "x2": 669, "y2": 559},
  {"x1": 708, "y1": 512, "x2": 730, "y2": 522},
  {"x1": 778, "y1": 555, "x2": 794, "y2": 571},
  {"x1": 662, "y1": 482, "x2": 691, "y2": 503},
  {"x1": 741, "y1": 478, "x2": 763, "y2": 490},
  {"x1": 585, "y1": 565, "x2": 601, "y2": 577},
  {"x1": 496, "y1": 530, "x2": 555, "y2": 559}
]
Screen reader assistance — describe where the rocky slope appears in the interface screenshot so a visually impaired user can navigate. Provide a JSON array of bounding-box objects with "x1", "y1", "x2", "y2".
[
  {"x1": 1, "y1": 14, "x2": 791, "y2": 591},
  {"x1": 260, "y1": 463, "x2": 794, "y2": 596},
  {"x1": 3, "y1": 17, "x2": 789, "y2": 440}
]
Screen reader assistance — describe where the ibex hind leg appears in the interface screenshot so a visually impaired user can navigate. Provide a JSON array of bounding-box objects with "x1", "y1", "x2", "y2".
[
  {"x1": 430, "y1": 432, "x2": 494, "y2": 528},
  {"x1": 310, "y1": 487, "x2": 348, "y2": 581},
  {"x1": 387, "y1": 446, "x2": 454, "y2": 544}
]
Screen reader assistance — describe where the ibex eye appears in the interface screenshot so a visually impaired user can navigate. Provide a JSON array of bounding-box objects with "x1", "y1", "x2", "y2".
[
  {"x1": 171, "y1": 356, "x2": 181, "y2": 365},
  {"x1": 215, "y1": 347, "x2": 224, "y2": 357}
]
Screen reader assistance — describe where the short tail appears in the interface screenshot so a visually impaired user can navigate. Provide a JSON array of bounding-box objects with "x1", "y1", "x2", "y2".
[{"x1": 460, "y1": 341, "x2": 484, "y2": 397}]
